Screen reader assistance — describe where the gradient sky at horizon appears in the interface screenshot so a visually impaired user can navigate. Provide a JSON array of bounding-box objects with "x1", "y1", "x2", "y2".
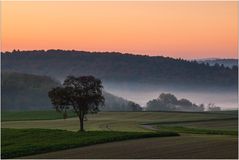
[{"x1": 1, "y1": 1, "x2": 238, "y2": 59}]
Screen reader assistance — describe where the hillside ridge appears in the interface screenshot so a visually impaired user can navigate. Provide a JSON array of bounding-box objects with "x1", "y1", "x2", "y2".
[{"x1": 2, "y1": 50, "x2": 238, "y2": 88}]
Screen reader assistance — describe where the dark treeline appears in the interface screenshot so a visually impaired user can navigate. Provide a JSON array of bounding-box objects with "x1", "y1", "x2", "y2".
[
  {"x1": 146, "y1": 93, "x2": 205, "y2": 112},
  {"x1": 1, "y1": 71, "x2": 142, "y2": 111},
  {"x1": 103, "y1": 92, "x2": 142, "y2": 111},
  {"x1": 1, "y1": 50, "x2": 238, "y2": 88},
  {"x1": 198, "y1": 59, "x2": 238, "y2": 68}
]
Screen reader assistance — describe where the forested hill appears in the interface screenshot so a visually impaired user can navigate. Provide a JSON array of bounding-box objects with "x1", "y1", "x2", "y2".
[
  {"x1": 1, "y1": 50, "x2": 238, "y2": 88},
  {"x1": 2, "y1": 71, "x2": 141, "y2": 111},
  {"x1": 1, "y1": 71, "x2": 60, "y2": 110}
]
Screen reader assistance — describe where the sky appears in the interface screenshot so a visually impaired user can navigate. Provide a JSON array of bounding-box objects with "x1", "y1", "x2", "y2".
[{"x1": 1, "y1": 1, "x2": 238, "y2": 59}]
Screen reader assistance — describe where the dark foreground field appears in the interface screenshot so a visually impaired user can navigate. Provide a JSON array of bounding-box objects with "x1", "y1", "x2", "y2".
[
  {"x1": 2, "y1": 128, "x2": 177, "y2": 159},
  {"x1": 21, "y1": 134, "x2": 238, "y2": 159},
  {"x1": 1, "y1": 110, "x2": 238, "y2": 159}
]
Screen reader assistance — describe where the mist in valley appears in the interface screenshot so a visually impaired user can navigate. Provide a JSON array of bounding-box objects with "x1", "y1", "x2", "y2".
[{"x1": 103, "y1": 82, "x2": 238, "y2": 110}]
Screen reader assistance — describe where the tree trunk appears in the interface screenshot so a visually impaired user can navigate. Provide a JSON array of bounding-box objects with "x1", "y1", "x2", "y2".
[{"x1": 79, "y1": 116, "x2": 84, "y2": 132}]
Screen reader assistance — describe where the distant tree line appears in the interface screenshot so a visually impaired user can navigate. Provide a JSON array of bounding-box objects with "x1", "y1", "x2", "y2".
[
  {"x1": 146, "y1": 93, "x2": 205, "y2": 112},
  {"x1": 2, "y1": 50, "x2": 238, "y2": 88},
  {"x1": 207, "y1": 103, "x2": 221, "y2": 111},
  {"x1": 103, "y1": 92, "x2": 142, "y2": 111},
  {"x1": 2, "y1": 71, "x2": 222, "y2": 112},
  {"x1": 198, "y1": 59, "x2": 238, "y2": 68}
]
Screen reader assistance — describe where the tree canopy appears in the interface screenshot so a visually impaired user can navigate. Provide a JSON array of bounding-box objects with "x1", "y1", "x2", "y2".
[{"x1": 48, "y1": 76, "x2": 105, "y2": 131}]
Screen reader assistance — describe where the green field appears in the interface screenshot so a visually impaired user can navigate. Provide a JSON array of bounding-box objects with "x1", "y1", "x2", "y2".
[
  {"x1": 1, "y1": 110, "x2": 238, "y2": 159},
  {"x1": 21, "y1": 134, "x2": 238, "y2": 159},
  {"x1": 1, "y1": 110, "x2": 76, "y2": 121},
  {"x1": 163, "y1": 119, "x2": 238, "y2": 131},
  {"x1": 2, "y1": 110, "x2": 238, "y2": 132},
  {"x1": 2, "y1": 128, "x2": 177, "y2": 159},
  {"x1": 2, "y1": 110, "x2": 237, "y2": 122},
  {"x1": 147, "y1": 118, "x2": 238, "y2": 135}
]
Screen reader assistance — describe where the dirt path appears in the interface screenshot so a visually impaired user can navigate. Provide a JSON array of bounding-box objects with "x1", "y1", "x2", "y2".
[{"x1": 21, "y1": 134, "x2": 238, "y2": 159}]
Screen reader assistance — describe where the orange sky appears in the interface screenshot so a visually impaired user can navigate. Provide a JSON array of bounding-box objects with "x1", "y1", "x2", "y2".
[{"x1": 1, "y1": 1, "x2": 238, "y2": 59}]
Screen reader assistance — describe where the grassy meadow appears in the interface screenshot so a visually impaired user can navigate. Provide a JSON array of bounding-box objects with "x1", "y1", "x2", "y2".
[
  {"x1": 2, "y1": 110, "x2": 238, "y2": 132},
  {"x1": 1, "y1": 110, "x2": 76, "y2": 122},
  {"x1": 1, "y1": 110, "x2": 238, "y2": 158},
  {"x1": 21, "y1": 134, "x2": 238, "y2": 159},
  {"x1": 2, "y1": 128, "x2": 178, "y2": 159}
]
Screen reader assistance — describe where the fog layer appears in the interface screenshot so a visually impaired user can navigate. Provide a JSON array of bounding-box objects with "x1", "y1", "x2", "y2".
[{"x1": 104, "y1": 82, "x2": 238, "y2": 110}]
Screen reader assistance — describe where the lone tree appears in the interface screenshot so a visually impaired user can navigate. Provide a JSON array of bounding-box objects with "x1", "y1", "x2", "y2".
[{"x1": 48, "y1": 75, "x2": 104, "y2": 132}]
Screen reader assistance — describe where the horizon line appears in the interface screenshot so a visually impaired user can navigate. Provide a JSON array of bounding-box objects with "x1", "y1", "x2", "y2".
[{"x1": 1, "y1": 49, "x2": 238, "y2": 60}]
